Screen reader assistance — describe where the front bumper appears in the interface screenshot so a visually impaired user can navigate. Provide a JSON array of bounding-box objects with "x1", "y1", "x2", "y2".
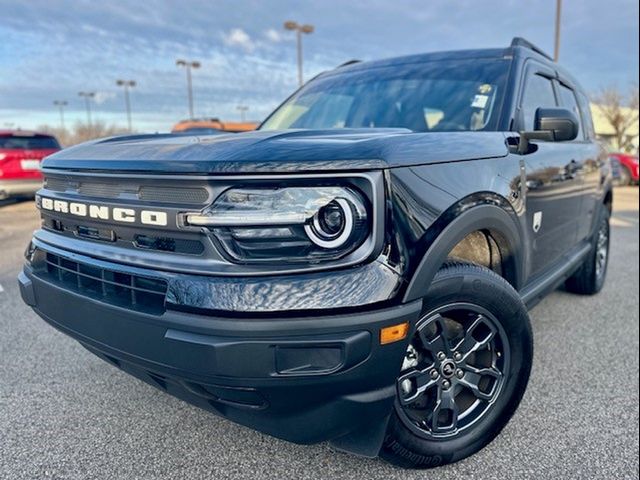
[
  {"x1": 19, "y1": 247, "x2": 422, "y2": 454},
  {"x1": 0, "y1": 179, "x2": 42, "y2": 199}
]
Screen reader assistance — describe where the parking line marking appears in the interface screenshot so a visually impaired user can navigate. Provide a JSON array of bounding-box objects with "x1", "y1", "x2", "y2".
[
  {"x1": 611, "y1": 217, "x2": 633, "y2": 227},
  {"x1": 0, "y1": 283, "x2": 4, "y2": 293}
]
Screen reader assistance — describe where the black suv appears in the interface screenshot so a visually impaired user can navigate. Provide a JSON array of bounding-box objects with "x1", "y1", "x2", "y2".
[{"x1": 19, "y1": 38, "x2": 611, "y2": 469}]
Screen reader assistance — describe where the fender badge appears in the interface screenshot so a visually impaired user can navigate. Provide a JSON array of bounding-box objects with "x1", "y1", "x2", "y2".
[{"x1": 533, "y1": 211, "x2": 543, "y2": 233}]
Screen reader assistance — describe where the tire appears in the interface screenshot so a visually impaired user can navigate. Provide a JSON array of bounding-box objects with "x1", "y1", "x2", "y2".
[
  {"x1": 565, "y1": 206, "x2": 610, "y2": 295},
  {"x1": 379, "y1": 262, "x2": 533, "y2": 469}
]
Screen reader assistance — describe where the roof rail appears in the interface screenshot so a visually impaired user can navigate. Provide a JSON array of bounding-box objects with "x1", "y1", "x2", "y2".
[
  {"x1": 510, "y1": 37, "x2": 553, "y2": 61},
  {"x1": 337, "y1": 59, "x2": 361, "y2": 68}
]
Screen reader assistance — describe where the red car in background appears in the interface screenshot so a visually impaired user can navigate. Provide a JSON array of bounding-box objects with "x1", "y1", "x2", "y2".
[
  {"x1": 0, "y1": 130, "x2": 61, "y2": 200},
  {"x1": 610, "y1": 152, "x2": 639, "y2": 186}
]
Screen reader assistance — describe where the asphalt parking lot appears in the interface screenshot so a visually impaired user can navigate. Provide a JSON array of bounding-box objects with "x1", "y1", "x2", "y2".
[{"x1": 0, "y1": 188, "x2": 638, "y2": 480}]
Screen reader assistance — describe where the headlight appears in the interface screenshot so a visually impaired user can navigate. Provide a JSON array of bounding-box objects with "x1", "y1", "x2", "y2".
[{"x1": 186, "y1": 186, "x2": 370, "y2": 263}]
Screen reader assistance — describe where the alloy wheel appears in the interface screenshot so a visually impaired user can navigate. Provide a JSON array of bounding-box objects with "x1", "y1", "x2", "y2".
[
  {"x1": 395, "y1": 303, "x2": 510, "y2": 439},
  {"x1": 595, "y1": 218, "x2": 609, "y2": 281}
]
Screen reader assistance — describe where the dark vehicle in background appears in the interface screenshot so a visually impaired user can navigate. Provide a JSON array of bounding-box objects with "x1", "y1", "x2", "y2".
[
  {"x1": 20, "y1": 38, "x2": 611, "y2": 469},
  {"x1": 609, "y1": 152, "x2": 639, "y2": 186},
  {"x1": 0, "y1": 130, "x2": 61, "y2": 200}
]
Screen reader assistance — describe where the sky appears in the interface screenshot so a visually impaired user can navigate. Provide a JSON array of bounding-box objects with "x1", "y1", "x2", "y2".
[{"x1": 1, "y1": 0, "x2": 638, "y2": 133}]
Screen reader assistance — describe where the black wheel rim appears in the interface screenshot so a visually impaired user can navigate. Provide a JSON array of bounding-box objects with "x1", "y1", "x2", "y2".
[
  {"x1": 395, "y1": 303, "x2": 510, "y2": 440},
  {"x1": 595, "y1": 217, "x2": 609, "y2": 281}
]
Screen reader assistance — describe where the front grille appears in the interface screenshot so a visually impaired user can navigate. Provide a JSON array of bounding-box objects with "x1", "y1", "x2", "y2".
[
  {"x1": 44, "y1": 177, "x2": 72, "y2": 192},
  {"x1": 41, "y1": 252, "x2": 167, "y2": 315},
  {"x1": 78, "y1": 182, "x2": 137, "y2": 198},
  {"x1": 44, "y1": 177, "x2": 209, "y2": 205},
  {"x1": 139, "y1": 186, "x2": 209, "y2": 204}
]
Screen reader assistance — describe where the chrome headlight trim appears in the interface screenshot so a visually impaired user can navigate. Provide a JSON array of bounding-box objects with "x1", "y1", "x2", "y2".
[{"x1": 181, "y1": 171, "x2": 385, "y2": 270}]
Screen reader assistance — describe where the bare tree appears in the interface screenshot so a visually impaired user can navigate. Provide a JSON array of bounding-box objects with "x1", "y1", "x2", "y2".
[
  {"x1": 36, "y1": 125, "x2": 72, "y2": 147},
  {"x1": 37, "y1": 121, "x2": 130, "y2": 147},
  {"x1": 592, "y1": 84, "x2": 639, "y2": 152}
]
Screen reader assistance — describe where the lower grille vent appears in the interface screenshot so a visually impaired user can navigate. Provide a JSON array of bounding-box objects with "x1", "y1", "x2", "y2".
[{"x1": 41, "y1": 252, "x2": 167, "y2": 314}]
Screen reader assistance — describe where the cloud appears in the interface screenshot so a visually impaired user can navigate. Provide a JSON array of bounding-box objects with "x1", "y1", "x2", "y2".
[
  {"x1": 264, "y1": 28, "x2": 283, "y2": 43},
  {"x1": 222, "y1": 28, "x2": 255, "y2": 52},
  {"x1": 94, "y1": 91, "x2": 117, "y2": 105},
  {"x1": 0, "y1": 0, "x2": 637, "y2": 133}
]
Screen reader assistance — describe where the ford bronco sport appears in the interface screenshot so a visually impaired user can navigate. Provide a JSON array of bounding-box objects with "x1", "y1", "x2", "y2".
[{"x1": 19, "y1": 38, "x2": 611, "y2": 469}]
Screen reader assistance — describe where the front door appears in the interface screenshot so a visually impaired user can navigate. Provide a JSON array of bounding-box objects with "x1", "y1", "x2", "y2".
[{"x1": 518, "y1": 63, "x2": 584, "y2": 277}]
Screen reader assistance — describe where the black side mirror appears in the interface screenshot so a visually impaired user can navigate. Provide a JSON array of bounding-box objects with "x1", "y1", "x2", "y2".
[
  {"x1": 534, "y1": 108, "x2": 579, "y2": 141},
  {"x1": 518, "y1": 107, "x2": 579, "y2": 153}
]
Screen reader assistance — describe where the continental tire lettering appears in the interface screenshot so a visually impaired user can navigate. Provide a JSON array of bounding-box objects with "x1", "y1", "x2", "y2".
[{"x1": 383, "y1": 436, "x2": 444, "y2": 468}]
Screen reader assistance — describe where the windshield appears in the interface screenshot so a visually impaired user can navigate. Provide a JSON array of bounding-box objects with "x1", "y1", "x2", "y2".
[
  {"x1": 0, "y1": 134, "x2": 60, "y2": 149},
  {"x1": 261, "y1": 59, "x2": 510, "y2": 132}
]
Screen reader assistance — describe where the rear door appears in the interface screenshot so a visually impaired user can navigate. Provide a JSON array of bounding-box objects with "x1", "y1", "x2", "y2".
[
  {"x1": 517, "y1": 62, "x2": 583, "y2": 276},
  {"x1": 0, "y1": 133, "x2": 60, "y2": 180},
  {"x1": 575, "y1": 90, "x2": 607, "y2": 241}
]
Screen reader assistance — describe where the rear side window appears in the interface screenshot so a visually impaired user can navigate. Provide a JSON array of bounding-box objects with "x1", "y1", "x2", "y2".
[
  {"x1": 576, "y1": 92, "x2": 596, "y2": 139},
  {"x1": 0, "y1": 134, "x2": 60, "y2": 149},
  {"x1": 520, "y1": 74, "x2": 557, "y2": 130},
  {"x1": 557, "y1": 84, "x2": 583, "y2": 140}
]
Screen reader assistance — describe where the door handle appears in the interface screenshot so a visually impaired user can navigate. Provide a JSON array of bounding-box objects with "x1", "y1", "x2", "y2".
[{"x1": 567, "y1": 159, "x2": 582, "y2": 178}]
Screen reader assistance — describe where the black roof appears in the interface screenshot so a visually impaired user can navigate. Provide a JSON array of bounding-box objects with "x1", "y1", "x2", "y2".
[
  {"x1": 333, "y1": 37, "x2": 554, "y2": 74},
  {"x1": 510, "y1": 37, "x2": 552, "y2": 60}
]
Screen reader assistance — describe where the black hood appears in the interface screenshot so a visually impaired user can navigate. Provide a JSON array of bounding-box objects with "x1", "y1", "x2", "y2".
[{"x1": 42, "y1": 129, "x2": 509, "y2": 174}]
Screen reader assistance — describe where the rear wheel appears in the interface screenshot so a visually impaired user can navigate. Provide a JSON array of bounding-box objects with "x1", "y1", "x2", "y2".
[
  {"x1": 565, "y1": 206, "x2": 610, "y2": 295},
  {"x1": 380, "y1": 262, "x2": 533, "y2": 469}
]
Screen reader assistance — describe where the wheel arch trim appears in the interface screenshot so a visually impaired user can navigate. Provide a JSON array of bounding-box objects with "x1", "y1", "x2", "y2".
[{"x1": 402, "y1": 203, "x2": 525, "y2": 303}]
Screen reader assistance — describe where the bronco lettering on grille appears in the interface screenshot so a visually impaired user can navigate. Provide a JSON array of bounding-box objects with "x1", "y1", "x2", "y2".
[{"x1": 36, "y1": 196, "x2": 169, "y2": 226}]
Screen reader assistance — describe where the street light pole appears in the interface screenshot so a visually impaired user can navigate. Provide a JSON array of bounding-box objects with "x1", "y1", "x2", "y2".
[
  {"x1": 554, "y1": 0, "x2": 562, "y2": 62},
  {"x1": 53, "y1": 100, "x2": 68, "y2": 130},
  {"x1": 78, "y1": 91, "x2": 95, "y2": 133},
  {"x1": 296, "y1": 29, "x2": 303, "y2": 87},
  {"x1": 116, "y1": 79, "x2": 136, "y2": 132},
  {"x1": 236, "y1": 105, "x2": 249, "y2": 122},
  {"x1": 284, "y1": 21, "x2": 314, "y2": 87},
  {"x1": 176, "y1": 59, "x2": 201, "y2": 119}
]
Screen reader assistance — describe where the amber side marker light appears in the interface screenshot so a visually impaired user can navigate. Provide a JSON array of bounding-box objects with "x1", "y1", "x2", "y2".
[{"x1": 380, "y1": 322, "x2": 410, "y2": 345}]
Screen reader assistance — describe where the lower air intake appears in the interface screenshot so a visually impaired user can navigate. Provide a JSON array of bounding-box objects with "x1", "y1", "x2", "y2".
[{"x1": 41, "y1": 252, "x2": 167, "y2": 315}]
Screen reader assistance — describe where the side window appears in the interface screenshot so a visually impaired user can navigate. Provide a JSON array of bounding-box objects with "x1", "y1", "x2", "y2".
[
  {"x1": 520, "y1": 73, "x2": 557, "y2": 130},
  {"x1": 557, "y1": 83, "x2": 583, "y2": 140},
  {"x1": 576, "y1": 92, "x2": 596, "y2": 139}
]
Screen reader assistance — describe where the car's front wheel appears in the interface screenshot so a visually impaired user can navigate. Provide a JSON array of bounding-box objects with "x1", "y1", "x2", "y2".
[{"x1": 379, "y1": 262, "x2": 533, "y2": 469}]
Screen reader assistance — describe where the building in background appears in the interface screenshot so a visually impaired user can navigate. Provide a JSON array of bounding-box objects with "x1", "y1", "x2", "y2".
[{"x1": 591, "y1": 104, "x2": 639, "y2": 154}]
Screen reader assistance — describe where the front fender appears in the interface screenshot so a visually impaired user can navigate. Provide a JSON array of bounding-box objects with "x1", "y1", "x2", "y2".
[{"x1": 402, "y1": 203, "x2": 525, "y2": 302}]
